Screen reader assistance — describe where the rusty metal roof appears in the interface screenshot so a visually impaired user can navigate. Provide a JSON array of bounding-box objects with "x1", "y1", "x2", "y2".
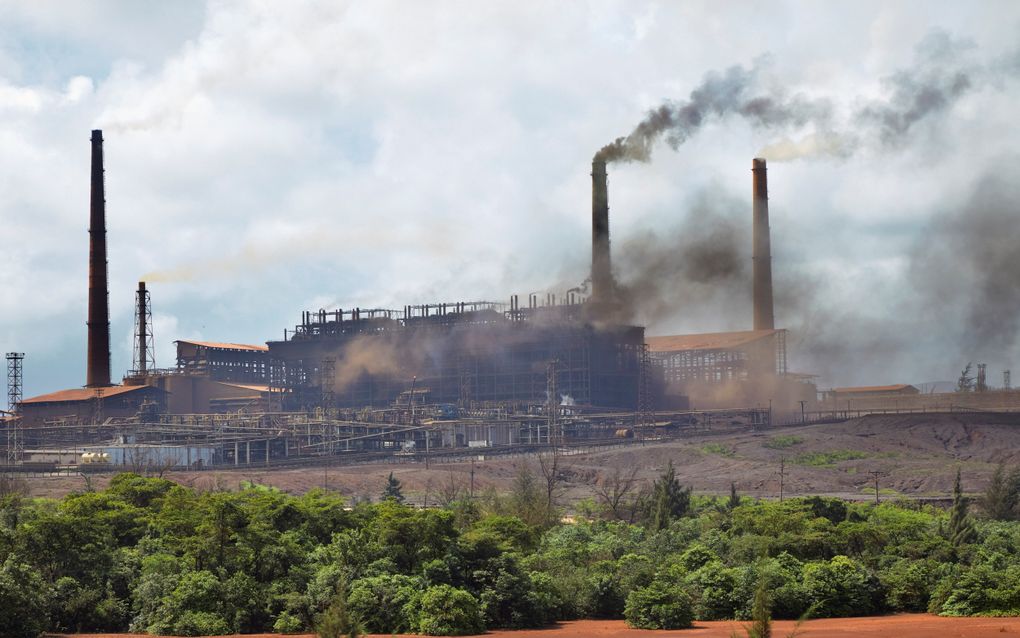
[
  {"x1": 22, "y1": 385, "x2": 156, "y2": 404},
  {"x1": 832, "y1": 384, "x2": 918, "y2": 394},
  {"x1": 175, "y1": 339, "x2": 269, "y2": 352},
  {"x1": 646, "y1": 329, "x2": 779, "y2": 353}
]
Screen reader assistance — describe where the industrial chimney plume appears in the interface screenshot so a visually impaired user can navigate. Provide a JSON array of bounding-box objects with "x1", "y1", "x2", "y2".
[
  {"x1": 752, "y1": 157, "x2": 774, "y2": 331},
  {"x1": 591, "y1": 157, "x2": 613, "y2": 302},
  {"x1": 86, "y1": 129, "x2": 112, "y2": 388}
]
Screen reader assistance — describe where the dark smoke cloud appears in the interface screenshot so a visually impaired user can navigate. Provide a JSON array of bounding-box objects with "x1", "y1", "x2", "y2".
[
  {"x1": 594, "y1": 61, "x2": 832, "y2": 163},
  {"x1": 910, "y1": 167, "x2": 1020, "y2": 359},
  {"x1": 613, "y1": 188, "x2": 750, "y2": 328},
  {"x1": 856, "y1": 31, "x2": 975, "y2": 145},
  {"x1": 610, "y1": 160, "x2": 1020, "y2": 388},
  {"x1": 597, "y1": 30, "x2": 1012, "y2": 164},
  {"x1": 778, "y1": 162, "x2": 1020, "y2": 387}
]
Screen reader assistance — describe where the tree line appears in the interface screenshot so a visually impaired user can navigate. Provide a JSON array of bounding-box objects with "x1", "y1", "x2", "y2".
[{"x1": 2, "y1": 459, "x2": 1020, "y2": 637}]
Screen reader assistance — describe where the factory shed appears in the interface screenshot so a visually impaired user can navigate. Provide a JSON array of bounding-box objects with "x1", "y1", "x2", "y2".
[
  {"x1": 19, "y1": 385, "x2": 164, "y2": 427},
  {"x1": 647, "y1": 329, "x2": 787, "y2": 384},
  {"x1": 147, "y1": 376, "x2": 272, "y2": 414},
  {"x1": 647, "y1": 329, "x2": 815, "y2": 410},
  {"x1": 174, "y1": 340, "x2": 269, "y2": 383}
]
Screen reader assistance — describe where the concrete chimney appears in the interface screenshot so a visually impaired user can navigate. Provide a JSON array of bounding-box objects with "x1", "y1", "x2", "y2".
[
  {"x1": 752, "y1": 157, "x2": 775, "y2": 331},
  {"x1": 86, "y1": 129, "x2": 112, "y2": 387},
  {"x1": 591, "y1": 157, "x2": 613, "y2": 301}
]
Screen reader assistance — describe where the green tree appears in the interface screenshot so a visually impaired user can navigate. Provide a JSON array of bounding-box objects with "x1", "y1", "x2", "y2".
[
  {"x1": 881, "y1": 559, "x2": 943, "y2": 612},
  {"x1": 347, "y1": 574, "x2": 420, "y2": 634},
  {"x1": 981, "y1": 463, "x2": 1020, "y2": 521},
  {"x1": 0, "y1": 558, "x2": 51, "y2": 638},
  {"x1": 415, "y1": 584, "x2": 485, "y2": 636},
  {"x1": 383, "y1": 472, "x2": 405, "y2": 503},
  {"x1": 623, "y1": 580, "x2": 694, "y2": 630},
  {"x1": 729, "y1": 482, "x2": 741, "y2": 509},
  {"x1": 748, "y1": 575, "x2": 772, "y2": 638},
  {"x1": 802, "y1": 555, "x2": 881, "y2": 617},
  {"x1": 647, "y1": 461, "x2": 691, "y2": 530},
  {"x1": 949, "y1": 469, "x2": 977, "y2": 547},
  {"x1": 316, "y1": 590, "x2": 362, "y2": 638}
]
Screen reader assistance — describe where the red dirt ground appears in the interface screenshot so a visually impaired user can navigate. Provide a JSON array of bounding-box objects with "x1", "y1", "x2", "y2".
[{"x1": 57, "y1": 614, "x2": 1020, "y2": 637}]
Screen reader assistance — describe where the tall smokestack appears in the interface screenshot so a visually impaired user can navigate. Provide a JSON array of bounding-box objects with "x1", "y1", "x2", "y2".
[
  {"x1": 86, "y1": 129, "x2": 112, "y2": 387},
  {"x1": 752, "y1": 157, "x2": 775, "y2": 331},
  {"x1": 591, "y1": 157, "x2": 613, "y2": 301}
]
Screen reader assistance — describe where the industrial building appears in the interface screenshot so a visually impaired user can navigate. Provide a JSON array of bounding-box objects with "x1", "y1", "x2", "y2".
[
  {"x1": 645, "y1": 159, "x2": 814, "y2": 410},
  {"x1": 4, "y1": 130, "x2": 810, "y2": 470},
  {"x1": 19, "y1": 385, "x2": 164, "y2": 431},
  {"x1": 267, "y1": 299, "x2": 645, "y2": 411}
]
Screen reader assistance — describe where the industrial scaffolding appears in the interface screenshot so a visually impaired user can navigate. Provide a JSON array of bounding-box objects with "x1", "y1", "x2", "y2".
[{"x1": 267, "y1": 297, "x2": 645, "y2": 411}]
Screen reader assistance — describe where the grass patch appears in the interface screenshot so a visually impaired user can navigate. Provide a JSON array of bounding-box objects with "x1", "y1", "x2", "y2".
[
  {"x1": 858, "y1": 486, "x2": 900, "y2": 496},
  {"x1": 792, "y1": 449, "x2": 869, "y2": 466},
  {"x1": 763, "y1": 435, "x2": 804, "y2": 450},
  {"x1": 701, "y1": 443, "x2": 736, "y2": 458}
]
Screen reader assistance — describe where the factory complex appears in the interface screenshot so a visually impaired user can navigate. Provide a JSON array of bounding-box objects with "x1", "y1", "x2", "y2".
[{"x1": 8, "y1": 129, "x2": 959, "y2": 472}]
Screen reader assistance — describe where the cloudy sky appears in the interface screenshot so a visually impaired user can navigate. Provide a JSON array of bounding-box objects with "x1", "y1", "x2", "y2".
[{"x1": 0, "y1": 0, "x2": 1018, "y2": 398}]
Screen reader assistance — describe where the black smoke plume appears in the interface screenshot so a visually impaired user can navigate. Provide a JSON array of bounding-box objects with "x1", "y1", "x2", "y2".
[
  {"x1": 613, "y1": 187, "x2": 750, "y2": 328},
  {"x1": 596, "y1": 30, "x2": 1007, "y2": 165}
]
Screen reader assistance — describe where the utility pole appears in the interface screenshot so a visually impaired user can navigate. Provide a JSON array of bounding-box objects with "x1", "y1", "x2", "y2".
[
  {"x1": 779, "y1": 457, "x2": 786, "y2": 502},
  {"x1": 799, "y1": 400, "x2": 807, "y2": 425},
  {"x1": 546, "y1": 360, "x2": 558, "y2": 446},
  {"x1": 868, "y1": 471, "x2": 882, "y2": 504},
  {"x1": 469, "y1": 459, "x2": 476, "y2": 499}
]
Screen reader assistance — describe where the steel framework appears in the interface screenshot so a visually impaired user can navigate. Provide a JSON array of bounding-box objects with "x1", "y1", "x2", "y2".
[
  {"x1": 268, "y1": 298, "x2": 644, "y2": 411},
  {"x1": 132, "y1": 282, "x2": 155, "y2": 374},
  {"x1": 6, "y1": 352, "x2": 23, "y2": 464}
]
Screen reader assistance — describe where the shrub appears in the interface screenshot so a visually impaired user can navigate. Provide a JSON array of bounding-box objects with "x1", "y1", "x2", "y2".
[
  {"x1": 685, "y1": 560, "x2": 739, "y2": 620},
  {"x1": 273, "y1": 611, "x2": 305, "y2": 634},
  {"x1": 881, "y1": 559, "x2": 943, "y2": 612},
  {"x1": 416, "y1": 584, "x2": 484, "y2": 636},
  {"x1": 702, "y1": 443, "x2": 736, "y2": 457},
  {"x1": 792, "y1": 450, "x2": 868, "y2": 467},
  {"x1": 472, "y1": 555, "x2": 555, "y2": 629},
  {"x1": 316, "y1": 592, "x2": 362, "y2": 638},
  {"x1": 347, "y1": 574, "x2": 420, "y2": 634},
  {"x1": 624, "y1": 580, "x2": 694, "y2": 629},
  {"x1": 764, "y1": 435, "x2": 803, "y2": 450},
  {"x1": 171, "y1": 610, "x2": 232, "y2": 636},
  {"x1": 802, "y1": 555, "x2": 882, "y2": 617}
]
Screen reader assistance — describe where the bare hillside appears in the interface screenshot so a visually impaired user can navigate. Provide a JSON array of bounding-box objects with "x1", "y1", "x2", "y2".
[{"x1": 21, "y1": 412, "x2": 1020, "y2": 502}]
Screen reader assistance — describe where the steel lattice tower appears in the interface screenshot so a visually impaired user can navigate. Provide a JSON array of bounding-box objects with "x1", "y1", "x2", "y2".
[
  {"x1": 132, "y1": 282, "x2": 155, "y2": 374},
  {"x1": 6, "y1": 352, "x2": 24, "y2": 464}
]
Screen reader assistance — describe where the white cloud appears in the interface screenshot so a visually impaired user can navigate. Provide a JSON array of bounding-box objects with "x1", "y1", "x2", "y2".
[{"x1": 0, "y1": 0, "x2": 1019, "y2": 395}]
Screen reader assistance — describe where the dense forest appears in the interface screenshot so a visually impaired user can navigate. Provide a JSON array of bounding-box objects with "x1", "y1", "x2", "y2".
[{"x1": 2, "y1": 460, "x2": 1020, "y2": 637}]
